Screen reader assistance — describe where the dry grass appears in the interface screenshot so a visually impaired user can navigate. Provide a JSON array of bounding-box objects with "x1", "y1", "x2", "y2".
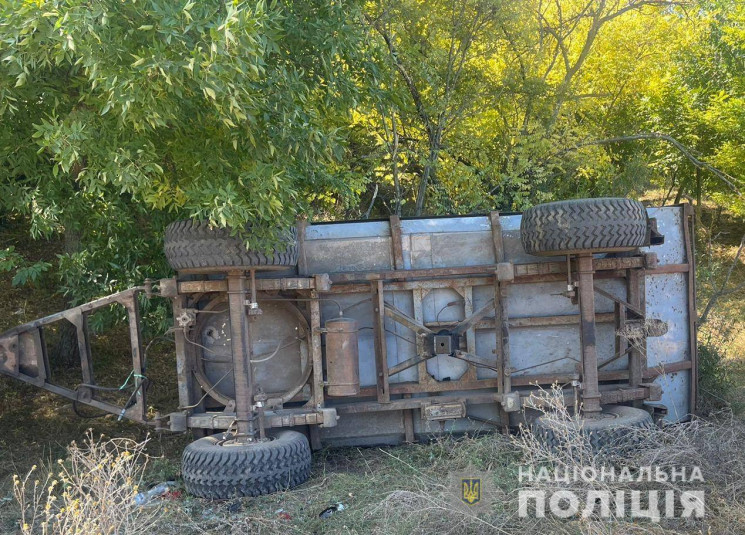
[
  {"x1": 12, "y1": 431, "x2": 162, "y2": 535},
  {"x1": 509, "y1": 386, "x2": 745, "y2": 534},
  {"x1": 114, "y1": 402, "x2": 743, "y2": 535}
]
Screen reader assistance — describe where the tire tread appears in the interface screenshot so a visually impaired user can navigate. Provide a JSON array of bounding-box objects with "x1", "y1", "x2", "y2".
[
  {"x1": 164, "y1": 220, "x2": 298, "y2": 271},
  {"x1": 181, "y1": 430, "x2": 311, "y2": 499},
  {"x1": 520, "y1": 198, "x2": 648, "y2": 256}
]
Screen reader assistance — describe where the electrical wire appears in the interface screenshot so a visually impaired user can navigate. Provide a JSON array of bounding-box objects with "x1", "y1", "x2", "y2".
[
  {"x1": 436, "y1": 299, "x2": 465, "y2": 323},
  {"x1": 451, "y1": 353, "x2": 500, "y2": 373},
  {"x1": 342, "y1": 297, "x2": 372, "y2": 313},
  {"x1": 72, "y1": 330, "x2": 173, "y2": 419},
  {"x1": 179, "y1": 369, "x2": 233, "y2": 410},
  {"x1": 250, "y1": 337, "x2": 303, "y2": 363},
  {"x1": 249, "y1": 296, "x2": 344, "y2": 316},
  {"x1": 357, "y1": 326, "x2": 417, "y2": 346},
  {"x1": 72, "y1": 374, "x2": 151, "y2": 419},
  {"x1": 200, "y1": 337, "x2": 305, "y2": 364},
  {"x1": 184, "y1": 333, "x2": 217, "y2": 355}
]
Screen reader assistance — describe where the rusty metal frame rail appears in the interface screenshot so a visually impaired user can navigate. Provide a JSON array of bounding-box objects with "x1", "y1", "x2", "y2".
[
  {"x1": 322, "y1": 253, "x2": 693, "y2": 403},
  {"x1": 171, "y1": 246, "x2": 694, "y2": 426},
  {"x1": 326, "y1": 256, "x2": 650, "y2": 285},
  {"x1": 0, "y1": 287, "x2": 151, "y2": 425}
]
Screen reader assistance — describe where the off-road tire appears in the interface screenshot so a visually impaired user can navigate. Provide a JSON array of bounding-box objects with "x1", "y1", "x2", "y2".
[
  {"x1": 531, "y1": 405, "x2": 654, "y2": 453},
  {"x1": 520, "y1": 198, "x2": 648, "y2": 256},
  {"x1": 181, "y1": 430, "x2": 311, "y2": 499},
  {"x1": 164, "y1": 220, "x2": 297, "y2": 271}
]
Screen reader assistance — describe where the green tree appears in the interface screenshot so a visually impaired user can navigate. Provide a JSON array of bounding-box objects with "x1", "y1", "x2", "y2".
[
  {"x1": 359, "y1": 0, "x2": 689, "y2": 216},
  {"x1": 640, "y1": 0, "x2": 745, "y2": 214},
  {"x1": 0, "y1": 0, "x2": 370, "y2": 304}
]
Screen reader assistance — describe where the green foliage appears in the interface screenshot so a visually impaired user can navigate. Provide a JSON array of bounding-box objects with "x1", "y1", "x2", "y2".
[
  {"x1": 698, "y1": 341, "x2": 737, "y2": 411},
  {"x1": 356, "y1": 0, "x2": 709, "y2": 216},
  {"x1": 11, "y1": 262, "x2": 51, "y2": 287},
  {"x1": 0, "y1": 0, "x2": 371, "y2": 233},
  {"x1": 0, "y1": 0, "x2": 744, "y2": 316},
  {"x1": 0, "y1": 246, "x2": 51, "y2": 287},
  {"x1": 0, "y1": 247, "x2": 22, "y2": 273},
  {"x1": 0, "y1": 0, "x2": 371, "y2": 308}
]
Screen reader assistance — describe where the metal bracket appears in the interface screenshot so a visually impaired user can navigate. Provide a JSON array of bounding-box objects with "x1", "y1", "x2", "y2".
[
  {"x1": 641, "y1": 382, "x2": 663, "y2": 401},
  {"x1": 647, "y1": 217, "x2": 665, "y2": 246},
  {"x1": 159, "y1": 277, "x2": 178, "y2": 298},
  {"x1": 245, "y1": 301, "x2": 263, "y2": 316},
  {"x1": 433, "y1": 333, "x2": 455, "y2": 355},
  {"x1": 313, "y1": 273, "x2": 332, "y2": 292},
  {"x1": 496, "y1": 262, "x2": 514, "y2": 282},
  {"x1": 319, "y1": 408, "x2": 339, "y2": 428},
  {"x1": 175, "y1": 309, "x2": 197, "y2": 328},
  {"x1": 168, "y1": 411, "x2": 188, "y2": 432},
  {"x1": 643, "y1": 252, "x2": 658, "y2": 269},
  {"x1": 422, "y1": 401, "x2": 466, "y2": 421},
  {"x1": 501, "y1": 392, "x2": 521, "y2": 412}
]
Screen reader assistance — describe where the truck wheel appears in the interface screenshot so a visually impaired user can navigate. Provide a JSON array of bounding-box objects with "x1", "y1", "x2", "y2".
[
  {"x1": 164, "y1": 220, "x2": 297, "y2": 272},
  {"x1": 532, "y1": 405, "x2": 654, "y2": 452},
  {"x1": 181, "y1": 430, "x2": 311, "y2": 499},
  {"x1": 520, "y1": 198, "x2": 648, "y2": 256}
]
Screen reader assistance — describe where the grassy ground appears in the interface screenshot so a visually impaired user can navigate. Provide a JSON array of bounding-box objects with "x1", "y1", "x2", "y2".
[{"x1": 1, "y1": 199, "x2": 745, "y2": 534}]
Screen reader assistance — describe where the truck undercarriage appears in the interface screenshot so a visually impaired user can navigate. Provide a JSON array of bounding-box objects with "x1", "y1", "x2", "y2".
[{"x1": 0, "y1": 199, "x2": 697, "y2": 498}]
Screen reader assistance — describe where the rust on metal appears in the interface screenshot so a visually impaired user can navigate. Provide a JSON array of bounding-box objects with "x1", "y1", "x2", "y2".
[
  {"x1": 627, "y1": 267, "x2": 646, "y2": 393},
  {"x1": 178, "y1": 277, "x2": 322, "y2": 294},
  {"x1": 125, "y1": 296, "x2": 147, "y2": 422},
  {"x1": 325, "y1": 317, "x2": 360, "y2": 396},
  {"x1": 683, "y1": 203, "x2": 698, "y2": 413},
  {"x1": 412, "y1": 287, "x2": 435, "y2": 390},
  {"x1": 226, "y1": 272, "x2": 254, "y2": 438},
  {"x1": 296, "y1": 219, "x2": 309, "y2": 276},
  {"x1": 334, "y1": 392, "x2": 503, "y2": 414},
  {"x1": 0, "y1": 205, "x2": 697, "y2": 442},
  {"x1": 422, "y1": 401, "x2": 467, "y2": 421},
  {"x1": 172, "y1": 295, "x2": 198, "y2": 413},
  {"x1": 188, "y1": 409, "x2": 331, "y2": 430},
  {"x1": 490, "y1": 210, "x2": 512, "y2": 432},
  {"x1": 384, "y1": 303, "x2": 434, "y2": 336},
  {"x1": 389, "y1": 215, "x2": 405, "y2": 270},
  {"x1": 577, "y1": 254, "x2": 602, "y2": 416},
  {"x1": 595, "y1": 286, "x2": 645, "y2": 317},
  {"x1": 309, "y1": 290, "x2": 325, "y2": 409},
  {"x1": 371, "y1": 280, "x2": 390, "y2": 403}
]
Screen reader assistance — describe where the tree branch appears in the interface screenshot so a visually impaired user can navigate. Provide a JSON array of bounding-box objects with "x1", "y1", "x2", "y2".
[
  {"x1": 365, "y1": 14, "x2": 432, "y2": 135},
  {"x1": 559, "y1": 132, "x2": 743, "y2": 195},
  {"x1": 599, "y1": 0, "x2": 687, "y2": 24},
  {"x1": 700, "y1": 234, "x2": 745, "y2": 325}
]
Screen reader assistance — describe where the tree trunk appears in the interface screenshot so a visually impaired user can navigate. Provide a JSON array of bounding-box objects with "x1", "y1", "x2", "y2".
[
  {"x1": 695, "y1": 167, "x2": 702, "y2": 224},
  {"x1": 673, "y1": 185, "x2": 685, "y2": 205},
  {"x1": 52, "y1": 226, "x2": 82, "y2": 369},
  {"x1": 391, "y1": 117, "x2": 401, "y2": 217},
  {"x1": 662, "y1": 173, "x2": 676, "y2": 206},
  {"x1": 415, "y1": 129, "x2": 442, "y2": 216}
]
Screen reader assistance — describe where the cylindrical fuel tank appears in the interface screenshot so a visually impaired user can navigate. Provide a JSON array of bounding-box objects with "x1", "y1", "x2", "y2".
[{"x1": 325, "y1": 317, "x2": 359, "y2": 396}]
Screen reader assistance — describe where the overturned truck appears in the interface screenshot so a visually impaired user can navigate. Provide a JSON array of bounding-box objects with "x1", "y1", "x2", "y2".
[{"x1": 0, "y1": 198, "x2": 697, "y2": 498}]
